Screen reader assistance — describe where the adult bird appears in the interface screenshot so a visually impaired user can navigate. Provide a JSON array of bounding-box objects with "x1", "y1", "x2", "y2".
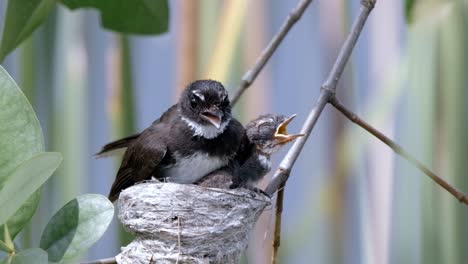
[
  {"x1": 100, "y1": 80, "x2": 247, "y2": 202},
  {"x1": 197, "y1": 114, "x2": 304, "y2": 190}
]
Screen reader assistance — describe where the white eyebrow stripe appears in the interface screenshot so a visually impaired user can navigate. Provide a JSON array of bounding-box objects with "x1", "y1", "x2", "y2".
[
  {"x1": 192, "y1": 90, "x2": 205, "y2": 101},
  {"x1": 258, "y1": 118, "x2": 274, "y2": 126}
]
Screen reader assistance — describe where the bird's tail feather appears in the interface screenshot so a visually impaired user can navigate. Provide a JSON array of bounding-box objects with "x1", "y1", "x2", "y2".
[{"x1": 95, "y1": 133, "x2": 140, "y2": 158}]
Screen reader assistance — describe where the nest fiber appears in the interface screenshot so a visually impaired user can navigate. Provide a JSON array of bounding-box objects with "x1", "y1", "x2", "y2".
[{"x1": 116, "y1": 181, "x2": 270, "y2": 264}]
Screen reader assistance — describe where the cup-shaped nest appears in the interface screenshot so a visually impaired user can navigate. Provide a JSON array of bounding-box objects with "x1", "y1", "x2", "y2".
[{"x1": 116, "y1": 181, "x2": 270, "y2": 264}]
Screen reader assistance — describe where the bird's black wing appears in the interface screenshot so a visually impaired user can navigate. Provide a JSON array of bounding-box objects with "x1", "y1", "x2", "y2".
[
  {"x1": 108, "y1": 129, "x2": 168, "y2": 202},
  {"x1": 95, "y1": 133, "x2": 140, "y2": 158}
]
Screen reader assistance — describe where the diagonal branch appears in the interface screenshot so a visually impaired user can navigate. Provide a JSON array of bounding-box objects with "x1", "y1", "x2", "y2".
[
  {"x1": 230, "y1": 0, "x2": 314, "y2": 106},
  {"x1": 329, "y1": 96, "x2": 468, "y2": 204},
  {"x1": 265, "y1": 0, "x2": 376, "y2": 196},
  {"x1": 265, "y1": 1, "x2": 376, "y2": 263}
]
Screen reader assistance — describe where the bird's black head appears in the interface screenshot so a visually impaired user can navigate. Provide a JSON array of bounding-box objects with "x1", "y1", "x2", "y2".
[
  {"x1": 245, "y1": 114, "x2": 304, "y2": 155},
  {"x1": 179, "y1": 80, "x2": 232, "y2": 138}
]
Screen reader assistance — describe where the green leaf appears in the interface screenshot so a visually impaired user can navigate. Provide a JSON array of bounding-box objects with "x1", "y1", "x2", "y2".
[
  {"x1": 2, "y1": 225, "x2": 13, "y2": 253},
  {"x1": 0, "y1": 66, "x2": 46, "y2": 239},
  {"x1": 0, "y1": 0, "x2": 56, "y2": 62},
  {"x1": 0, "y1": 191, "x2": 41, "y2": 241},
  {"x1": 0, "y1": 257, "x2": 10, "y2": 264},
  {"x1": 405, "y1": 0, "x2": 416, "y2": 23},
  {"x1": 60, "y1": 0, "x2": 169, "y2": 34},
  {"x1": 40, "y1": 194, "x2": 114, "y2": 263},
  {"x1": 0, "y1": 66, "x2": 44, "y2": 185},
  {"x1": 0, "y1": 240, "x2": 12, "y2": 253},
  {"x1": 10, "y1": 248, "x2": 47, "y2": 264},
  {"x1": 0, "y1": 152, "x2": 62, "y2": 226}
]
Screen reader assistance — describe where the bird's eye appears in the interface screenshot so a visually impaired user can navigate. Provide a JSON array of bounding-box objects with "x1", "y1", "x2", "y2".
[
  {"x1": 259, "y1": 124, "x2": 270, "y2": 132},
  {"x1": 190, "y1": 97, "x2": 198, "y2": 108}
]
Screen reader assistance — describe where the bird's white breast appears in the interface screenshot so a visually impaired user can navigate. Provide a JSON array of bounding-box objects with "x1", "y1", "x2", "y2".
[{"x1": 163, "y1": 152, "x2": 228, "y2": 184}]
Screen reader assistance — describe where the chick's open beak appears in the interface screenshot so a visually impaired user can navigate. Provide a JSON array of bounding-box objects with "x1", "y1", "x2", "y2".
[
  {"x1": 274, "y1": 114, "x2": 304, "y2": 144},
  {"x1": 201, "y1": 107, "x2": 223, "y2": 129}
]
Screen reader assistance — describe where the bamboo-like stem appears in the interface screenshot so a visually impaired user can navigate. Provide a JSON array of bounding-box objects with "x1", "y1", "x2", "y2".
[
  {"x1": 329, "y1": 96, "x2": 468, "y2": 204},
  {"x1": 176, "y1": 0, "x2": 199, "y2": 92},
  {"x1": 230, "y1": 0, "x2": 314, "y2": 105}
]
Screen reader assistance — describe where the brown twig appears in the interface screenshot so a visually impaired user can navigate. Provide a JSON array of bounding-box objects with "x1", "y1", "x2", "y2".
[
  {"x1": 271, "y1": 182, "x2": 285, "y2": 264},
  {"x1": 329, "y1": 96, "x2": 468, "y2": 204},
  {"x1": 230, "y1": 0, "x2": 314, "y2": 105},
  {"x1": 80, "y1": 257, "x2": 116, "y2": 264},
  {"x1": 264, "y1": 1, "x2": 376, "y2": 263}
]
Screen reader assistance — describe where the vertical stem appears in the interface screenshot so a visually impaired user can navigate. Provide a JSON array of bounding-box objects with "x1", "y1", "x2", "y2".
[
  {"x1": 117, "y1": 35, "x2": 136, "y2": 245},
  {"x1": 439, "y1": 5, "x2": 466, "y2": 263},
  {"x1": 319, "y1": 1, "x2": 348, "y2": 261},
  {"x1": 176, "y1": 0, "x2": 199, "y2": 92},
  {"x1": 119, "y1": 36, "x2": 136, "y2": 136},
  {"x1": 271, "y1": 184, "x2": 285, "y2": 264},
  {"x1": 243, "y1": 1, "x2": 271, "y2": 263},
  {"x1": 203, "y1": 0, "x2": 248, "y2": 82}
]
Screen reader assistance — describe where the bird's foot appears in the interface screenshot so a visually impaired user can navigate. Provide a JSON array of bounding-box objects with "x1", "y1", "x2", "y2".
[{"x1": 244, "y1": 185, "x2": 270, "y2": 198}]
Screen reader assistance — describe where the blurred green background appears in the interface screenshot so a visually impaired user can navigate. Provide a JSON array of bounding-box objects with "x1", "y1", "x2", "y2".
[{"x1": 1, "y1": 0, "x2": 468, "y2": 263}]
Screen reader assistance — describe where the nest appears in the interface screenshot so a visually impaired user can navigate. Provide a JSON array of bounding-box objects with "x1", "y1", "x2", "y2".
[{"x1": 116, "y1": 181, "x2": 271, "y2": 264}]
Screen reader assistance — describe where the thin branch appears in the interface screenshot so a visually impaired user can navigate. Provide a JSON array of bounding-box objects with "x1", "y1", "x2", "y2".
[
  {"x1": 230, "y1": 0, "x2": 314, "y2": 105},
  {"x1": 265, "y1": 1, "x2": 376, "y2": 263},
  {"x1": 271, "y1": 183, "x2": 285, "y2": 264},
  {"x1": 265, "y1": 0, "x2": 376, "y2": 196},
  {"x1": 329, "y1": 96, "x2": 468, "y2": 204},
  {"x1": 80, "y1": 257, "x2": 116, "y2": 264}
]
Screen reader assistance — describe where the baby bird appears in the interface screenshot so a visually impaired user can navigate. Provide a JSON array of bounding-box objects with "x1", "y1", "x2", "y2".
[{"x1": 197, "y1": 114, "x2": 304, "y2": 190}]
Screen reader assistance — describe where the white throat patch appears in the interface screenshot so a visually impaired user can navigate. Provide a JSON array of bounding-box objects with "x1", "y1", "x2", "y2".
[{"x1": 181, "y1": 116, "x2": 229, "y2": 139}]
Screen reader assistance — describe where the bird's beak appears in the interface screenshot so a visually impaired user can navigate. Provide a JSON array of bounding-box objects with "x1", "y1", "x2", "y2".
[
  {"x1": 201, "y1": 107, "x2": 223, "y2": 129},
  {"x1": 274, "y1": 114, "x2": 304, "y2": 144}
]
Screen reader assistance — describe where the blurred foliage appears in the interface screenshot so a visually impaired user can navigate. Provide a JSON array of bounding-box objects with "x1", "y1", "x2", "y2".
[
  {"x1": 0, "y1": 66, "x2": 48, "y2": 239},
  {"x1": 0, "y1": 248, "x2": 48, "y2": 264},
  {"x1": 0, "y1": 0, "x2": 169, "y2": 62},
  {"x1": 61, "y1": 0, "x2": 169, "y2": 35},
  {"x1": 0, "y1": 153, "x2": 62, "y2": 227},
  {"x1": 40, "y1": 194, "x2": 113, "y2": 263},
  {"x1": 0, "y1": 0, "x2": 55, "y2": 62},
  {"x1": 115, "y1": 35, "x2": 137, "y2": 246},
  {"x1": 405, "y1": 0, "x2": 416, "y2": 23},
  {"x1": 0, "y1": 66, "x2": 114, "y2": 263},
  {"x1": 392, "y1": 1, "x2": 468, "y2": 264}
]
